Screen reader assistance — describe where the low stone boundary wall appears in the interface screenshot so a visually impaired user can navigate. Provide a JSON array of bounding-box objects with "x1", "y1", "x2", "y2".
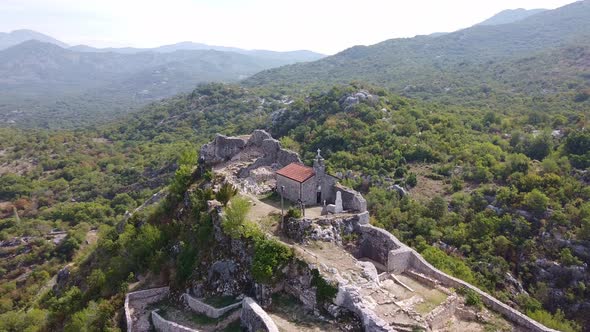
[
  {"x1": 182, "y1": 293, "x2": 242, "y2": 318},
  {"x1": 151, "y1": 310, "x2": 200, "y2": 332},
  {"x1": 240, "y1": 297, "x2": 279, "y2": 332},
  {"x1": 406, "y1": 249, "x2": 558, "y2": 332},
  {"x1": 125, "y1": 286, "x2": 170, "y2": 332},
  {"x1": 405, "y1": 270, "x2": 440, "y2": 289}
]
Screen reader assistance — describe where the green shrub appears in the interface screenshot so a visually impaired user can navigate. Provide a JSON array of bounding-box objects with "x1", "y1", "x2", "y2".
[
  {"x1": 461, "y1": 287, "x2": 483, "y2": 309},
  {"x1": 285, "y1": 207, "x2": 302, "y2": 219},
  {"x1": 311, "y1": 269, "x2": 338, "y2": 304},
  {"x1": 216, "y1": 183, "x2": 238, "y2": 206},
  {"x1": 251, "y1": 238, "x2": 293, "y2": 284}
]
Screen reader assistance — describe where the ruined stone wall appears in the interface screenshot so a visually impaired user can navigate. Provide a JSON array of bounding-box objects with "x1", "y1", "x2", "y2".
[
  {"x1": 240, "y1": 297, "x2": 279, "y2": 332},
  {"x1": 334, "y1": 183, "x2": 367, "y2": 212},
  {"x1": 426, "y1": 294, "x2": 459, "y2": 330},
  {"x1": 387, "y1": 246, "x2": 413, "y2": 274},
  {"x1": 407, "y1": 250, "x2": 558, "y2": 332},
  {"x1": 151, "y1": 310, "x2": 200, "y2": 332},
  {"x1": 357, "y1": 224, "x2": 402, "y2": 266},
  {"x1": 200, "y1": 134, "x2": 247, "y2": 166},
  {"x1": 183, "y1": 293, "x2": 242, "y2": 319},
  {"x1": 200, "y1": 130, "x2": 300, "y2": 172},
  {"x1": 125, "y1": 286, "x2": 170, "y2": 332}
]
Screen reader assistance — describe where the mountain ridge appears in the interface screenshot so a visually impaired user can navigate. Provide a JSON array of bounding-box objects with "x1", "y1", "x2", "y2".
[
  {"x1": 476, "y1": 8, "x2": 547, "y2": 26},
  {"x1": 0, "y1": 40, "x2": 322, "y2": 128},
  {"x1": 244, "y1": 0, "x2": 590, "y2": 104}
]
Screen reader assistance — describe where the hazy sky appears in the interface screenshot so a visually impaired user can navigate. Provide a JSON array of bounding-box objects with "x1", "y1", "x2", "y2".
[{"x1": 0, "y1": 0, "x2": 579, "y2": 54}]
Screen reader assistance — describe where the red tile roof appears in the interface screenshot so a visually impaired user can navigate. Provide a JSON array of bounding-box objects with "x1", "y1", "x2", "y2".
[{"x1": 276, "y1": 163, "x2": 315, "y2": 183}]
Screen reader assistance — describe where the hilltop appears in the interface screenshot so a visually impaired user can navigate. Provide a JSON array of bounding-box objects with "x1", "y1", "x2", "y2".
[{"x1": 0, "y1": 29, "x2": 69, "y2": 49}]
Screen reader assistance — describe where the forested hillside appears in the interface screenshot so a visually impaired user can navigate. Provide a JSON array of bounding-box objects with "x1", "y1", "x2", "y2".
[
  {"x1": 0, "y1": 83, "x2": 588, "y2": 331},
  {"x1": 0, "y1": 41, "x2": 320, "y2": 129},
  {"x1": 0, "y1": 2, "x2": 589, "y2": 331},
  {"x1": 245, "y1": 1, "x2": 590, "y2": 106}
]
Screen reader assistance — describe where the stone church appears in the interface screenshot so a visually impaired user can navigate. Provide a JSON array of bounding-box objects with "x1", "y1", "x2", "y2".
[{"x1": 276, "y1": 150, "x2": 367, "y2": 212}]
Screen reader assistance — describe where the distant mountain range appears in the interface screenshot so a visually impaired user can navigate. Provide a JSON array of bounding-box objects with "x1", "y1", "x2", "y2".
[
  {"x1": 0, "y1": 32, "x2": 324, "y2": 128},
  {"x1": 2, "y1": 2, "x2": 589, "y2": 128},
  {"x1": 0, "y1": 29, "x2": 68, "y2": 49},
  {"x1": 0, "y1": 29, "x2": 324, "y2": 61},
  {"x1": 245, "y1": 1, "x2": 590, "y2": 106}
]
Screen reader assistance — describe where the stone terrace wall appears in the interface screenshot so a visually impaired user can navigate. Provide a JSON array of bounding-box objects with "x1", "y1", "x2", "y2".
[
  {"x1": 125, "y1": 286, "x2": 170, "y2": 332},
  {"x1": 151, "y1": 310, "x2": 199, "y2": 332},
  {"x1": 182, "y1": 293, "x2": 242, "y2": 319},
  {"x1": 406, "y1": 249, "x2": 558, "y2": 332},
  {"x1": 240, "y1": 297, "x2": 279, "y2": 332}
]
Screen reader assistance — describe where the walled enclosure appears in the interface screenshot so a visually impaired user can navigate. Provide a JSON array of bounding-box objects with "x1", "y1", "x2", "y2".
[
  {"x1": 357, "y1": 223, "x2": 558, "y2": 331},
  {"x1": 182, "y1": 292, "x2": 242, "y2": 319}
]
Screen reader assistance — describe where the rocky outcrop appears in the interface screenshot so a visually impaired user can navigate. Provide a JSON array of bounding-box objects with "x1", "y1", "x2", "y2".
[
  {"x1": 200, "y1": 134, "x2": 247, "y2": 166},
  {"x1": 334, "y1": 284, "x2": 394, "y2": 332},
  {"x1": 199, "y1": 130, "x2": 300, "y2": 178},
  {"x1": 281, "y1": 213, "x2": 366, "y2": 245}
]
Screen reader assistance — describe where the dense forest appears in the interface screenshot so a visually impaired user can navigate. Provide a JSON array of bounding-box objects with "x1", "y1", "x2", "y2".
[{"x1": 0, "y1": 83, "x2": 588, "y2": 331}]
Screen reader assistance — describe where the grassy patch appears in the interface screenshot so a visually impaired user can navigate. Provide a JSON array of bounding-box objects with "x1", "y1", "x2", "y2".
[{"x1": 203, "y1": 296, "x2": 239, "y2": 308}]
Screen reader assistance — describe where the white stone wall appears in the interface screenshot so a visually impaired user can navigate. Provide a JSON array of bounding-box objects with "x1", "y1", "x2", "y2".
[
  {"x1": 240, "y1": 297, "x2": 279, "y2": 332},
  {"x1": 406, "y1": 251, "x2": 559, "y2": 332},
  {"x1": 151, "y1": 310, "x2": 200, "y2": 332},
  {"x1": 182, "y1": 293, "x2": 242, "y2": 319},
  {"x1": 125, "y1": 286, "x2": 170, "y2": 332}
]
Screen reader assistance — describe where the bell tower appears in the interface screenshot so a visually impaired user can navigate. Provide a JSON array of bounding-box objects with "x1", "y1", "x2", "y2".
[{"x1": 313, "y1": 148, "x2": 325, "y2": 205}]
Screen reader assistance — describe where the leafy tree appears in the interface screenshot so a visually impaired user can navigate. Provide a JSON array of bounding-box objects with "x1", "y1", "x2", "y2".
[
  {"x1": 221, "y1": 197, "x2": 250, "y2": 238},
  {"x1": 216, "y1": 183, "x2": 238, "y2": 206}
]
